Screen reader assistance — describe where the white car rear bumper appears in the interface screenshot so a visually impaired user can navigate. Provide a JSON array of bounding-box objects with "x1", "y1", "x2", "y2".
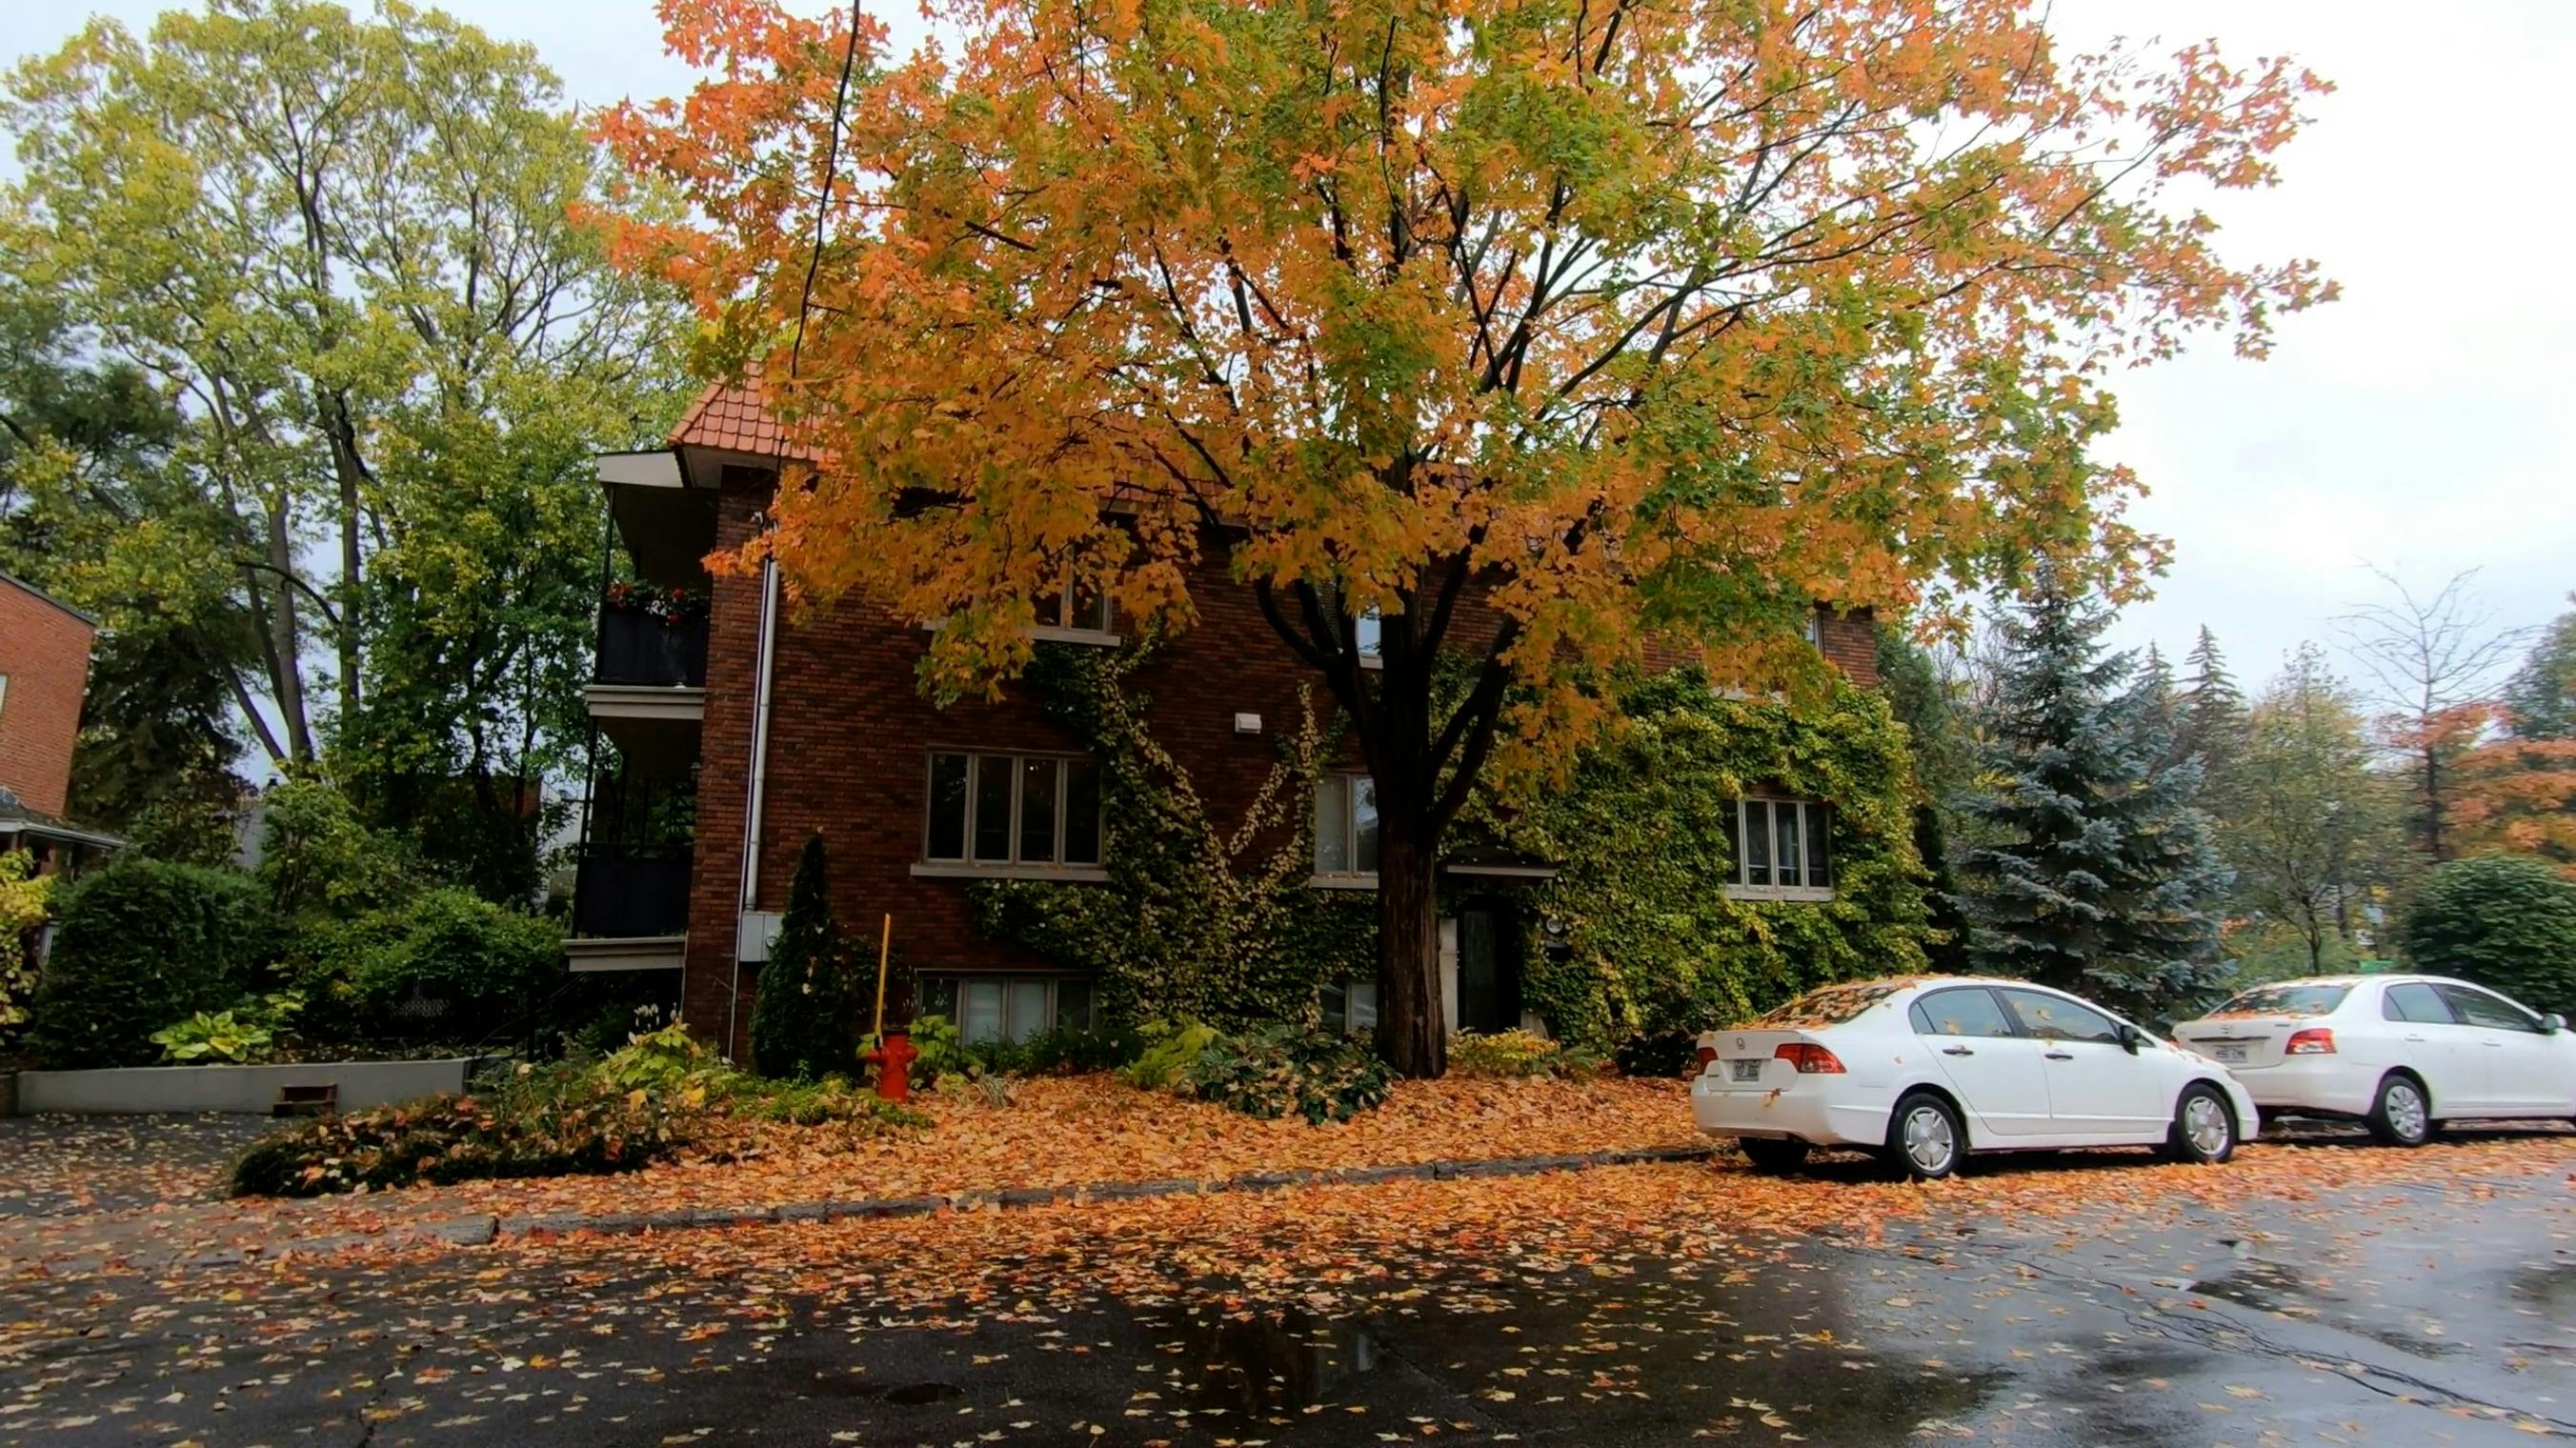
[
  {"x1": 1690, "y1": 1076, "x2": 1887, "y2": 1148},
  {"x1": 2224, "y1": 1056, "x2": 2382, "y2": 1117}
]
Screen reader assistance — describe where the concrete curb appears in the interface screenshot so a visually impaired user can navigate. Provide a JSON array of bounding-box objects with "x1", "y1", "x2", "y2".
[{"x1": 156, "y1": 1142, "x2": 1721, "y2": 1271}]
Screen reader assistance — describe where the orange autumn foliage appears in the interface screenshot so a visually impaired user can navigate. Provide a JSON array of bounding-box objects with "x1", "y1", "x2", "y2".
[{"x1": 600, "y1": 0, "x2": 2332, "y2": 765}]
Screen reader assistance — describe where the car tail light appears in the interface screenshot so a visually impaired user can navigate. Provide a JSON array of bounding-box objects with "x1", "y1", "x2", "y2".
[
  {"x1": 1773, "y1": 1042, "x2": 1846, "y2": 1074},
  {"x1": 1695, "y1": 1044, "x2": 1718, "y2": 1073},
  {"x1": 2284, "y1": 1028, "x2": 2336, "y2": 1056}
]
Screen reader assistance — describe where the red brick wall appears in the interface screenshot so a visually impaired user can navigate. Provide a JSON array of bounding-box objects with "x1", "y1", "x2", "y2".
[
  {"x1": 1820, "y1": 610, "x2": 1880, "y2": 689},
  {"x1": 0, "y1": 578, "x2": 95, "y2": 818},
  {"x1": 674, "y1": 469, "x2": 1882, "y2": 1053}
]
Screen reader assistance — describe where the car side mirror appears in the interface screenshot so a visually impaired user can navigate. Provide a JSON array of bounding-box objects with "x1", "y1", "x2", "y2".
[
  {"x1": 2119, "y1": 1024, "x2": 2145, "y2": 1055},
  {"x1": 2544, "y1": 1014, "x2": 2566, "y2": 1036}
]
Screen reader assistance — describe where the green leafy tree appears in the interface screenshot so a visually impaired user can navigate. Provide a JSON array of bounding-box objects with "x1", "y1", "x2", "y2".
[
  {"x1": 2224, "y1": 644, "x2": 2398, "y2": 974},
  {"x1": 1952, "y1": 570, "x2": 2231, "y2": 1016},
  {"x1": 4, "y1": 0, "x2": 687, "y2": 879},
  {"x1": 749, "y1": 835, "x2": 855, "y2": 1080},
  {"x1": 2502, "y1": 598, "x2": 2576, "y2": 741},
  {"x1": 2397, "y1": 855, "x2": 2576, "y2": 1015}
]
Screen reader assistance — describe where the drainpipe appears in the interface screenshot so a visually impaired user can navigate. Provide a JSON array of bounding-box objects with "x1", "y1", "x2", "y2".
[{"x1": 725, "y1": 557, "x2": 781, "y2": 1061}]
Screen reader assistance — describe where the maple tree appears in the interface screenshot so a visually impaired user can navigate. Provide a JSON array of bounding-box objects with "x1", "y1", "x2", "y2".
[{"x1": 606, "y1": 0, "x2": 2330, "y2": 1074}]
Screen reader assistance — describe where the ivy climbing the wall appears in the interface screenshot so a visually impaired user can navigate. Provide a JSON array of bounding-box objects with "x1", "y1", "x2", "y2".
[
  {"x1": 972, "y1": 648, "x2": 1932, "y2": 1049},
  {"x1": 1477, "y1": 669, "x2": 1934, "y2": 1044},
  {"x1": 968, "y1": 643, "x2": 1375, "y2": 1031}
]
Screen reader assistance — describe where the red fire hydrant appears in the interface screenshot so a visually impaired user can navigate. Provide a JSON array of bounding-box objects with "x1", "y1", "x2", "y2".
[{"x1": 862, "y1": 1030, "x2": 917, "y2": 1104}]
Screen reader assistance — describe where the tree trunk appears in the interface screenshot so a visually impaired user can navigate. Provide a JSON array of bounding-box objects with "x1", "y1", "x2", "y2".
[
  {"x1": 264, "y1": 501, "x2": 315, "y2": 763},
  {"x1": 1374, "y1": 817, "x2": 1446, "y2": 1077}
]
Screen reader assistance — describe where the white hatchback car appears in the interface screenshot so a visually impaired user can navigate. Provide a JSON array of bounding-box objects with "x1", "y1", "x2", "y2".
[
  {"x1": 2173, "y1": 975, "x2": 2576, "y2": 1145},
  {"x1": 1692, "y1": 975, "x2": 2259, "y2": 1179}
]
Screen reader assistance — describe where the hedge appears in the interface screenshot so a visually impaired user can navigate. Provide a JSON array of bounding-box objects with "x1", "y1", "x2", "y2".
[{"x1": 31, "y1": 856, "x2": 266, "y2": 1068}]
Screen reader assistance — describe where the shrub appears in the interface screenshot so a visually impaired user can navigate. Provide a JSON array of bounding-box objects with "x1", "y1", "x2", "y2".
[
  {"x1": 342, "y1": 888, "x2": 564, "y2": 1032},
  {"x1": 1185, "y1": 1025, "x2": 1394, "y2": 1124},
  {"x1": 151, "y1": 993, "x2": 302, "y2": 1063},
  {"x1": 31, "y1": 856, "x2": 264, "y2": 1068},
  {"x1": 1448, "y1": 1029, "x2": 1564, "y2": 1078},
  {"x1": 748, "y1": 835, "x2": 856, "y2": 1080},
  {"x1": 0, "y1": 850, "x2": 54, "y2": 1041},
  {"x1": 1613, "y1": 1029, "x2": 1702, "y2": 1080},
  {"x1": 231, "y1": 1023, "x2": 926, "y2": 1197},
  {"x1": 2398, "y1": 855, "x2": 2576, "y2": 1013},
  {"x1": 906, "y1": 1013, "x2": 968, "y2": 1082},
  {"x1": 1016, "y1": 1022, "x2": 1143, "y2": 1075},
  {"x1": 1119, "y1": 1016, "x2": 1218, "y2": 1089}
]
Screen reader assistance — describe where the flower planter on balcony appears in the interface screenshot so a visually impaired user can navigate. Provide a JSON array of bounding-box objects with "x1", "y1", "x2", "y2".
[{"x1": 595, "y1": 609, "x2": 710, "y2": 688}]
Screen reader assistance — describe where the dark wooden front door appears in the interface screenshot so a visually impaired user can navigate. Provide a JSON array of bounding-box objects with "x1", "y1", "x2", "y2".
[{"x1": 1456, "y1": 901, "x2": 1522, "y2": 1035}]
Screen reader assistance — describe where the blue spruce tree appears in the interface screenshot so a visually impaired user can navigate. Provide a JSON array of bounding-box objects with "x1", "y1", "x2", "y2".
[{"x1": 1952, "y1": 570, "x2": 2230, "y2": 1016}]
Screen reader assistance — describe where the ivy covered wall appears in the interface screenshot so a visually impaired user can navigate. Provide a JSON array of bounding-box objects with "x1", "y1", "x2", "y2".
[
  {"x1": 970, "y1": 647, "x2": 1933, "y2": 1045},
  {"x1": 1478, "y1": 671, "x2": 1934, "y2": 1044}
]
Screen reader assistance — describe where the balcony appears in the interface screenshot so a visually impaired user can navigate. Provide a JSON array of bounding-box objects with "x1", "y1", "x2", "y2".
[
  {"x1": 587, "y1": 595, "x2": 708, "y2": 774},
  {"x1": 567, "y1": 851, "x2": 692, "y2": 972}
]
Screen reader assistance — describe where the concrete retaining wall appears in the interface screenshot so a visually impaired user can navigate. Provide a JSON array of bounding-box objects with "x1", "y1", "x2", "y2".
[{"x1": 14, "y1": 1058, "x2": 477, "y2": 1115}]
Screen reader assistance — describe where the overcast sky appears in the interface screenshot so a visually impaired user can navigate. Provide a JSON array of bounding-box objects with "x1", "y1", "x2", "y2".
[{"x1": 13, "y1": 1, "x2": 2572, "y2": 698}]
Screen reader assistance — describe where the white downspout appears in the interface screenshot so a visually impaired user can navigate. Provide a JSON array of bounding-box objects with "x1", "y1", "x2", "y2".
[{"x1": 725, "y1": 558, "x2": 781, "y2": 1060}]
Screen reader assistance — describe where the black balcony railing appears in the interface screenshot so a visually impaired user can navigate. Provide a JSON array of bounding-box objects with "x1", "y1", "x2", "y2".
[
  {"x1": 596, "y1": 608, "x2": 710, "y2": 687},
  {"x1": 574, "y1": 852, "x2": 694, "y2": 938}
]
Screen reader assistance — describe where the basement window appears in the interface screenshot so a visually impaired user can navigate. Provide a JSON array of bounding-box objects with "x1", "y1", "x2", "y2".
[
  {"x1": 918, "y1": 975, "x2": 1096, "y2": 1044},
  {"x1": 1721, "y1": 797, "x2": 1834, "y2": 901}
]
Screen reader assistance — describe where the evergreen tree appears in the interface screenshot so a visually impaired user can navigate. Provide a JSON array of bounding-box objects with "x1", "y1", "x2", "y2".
[
  {"x1": 748, "y1": 835, "x2": 855, "y2": 1080},
  {"x1": 2176, "y1": 625, "x2": 2248, "y2": 794},
  {"x1": 1951, "y1": 572, "x2": 2232, "y2": 1016},
  {"x1": 2503, "y1": 598, "x2": 2576, "y2": 741}
]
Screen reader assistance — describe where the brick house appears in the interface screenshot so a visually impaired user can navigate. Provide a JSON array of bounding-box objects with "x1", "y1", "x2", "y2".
[
  {"x1": 570, "y1": 380, "x2": 1887, "y2": 1058},
  {"x1": 0, "y1": 574, "x2": 118, "y2": 873}
]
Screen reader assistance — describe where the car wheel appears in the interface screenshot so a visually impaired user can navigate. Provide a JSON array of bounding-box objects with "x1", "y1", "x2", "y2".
[
  {"x1": 1739, "y1": 1137, "x2": 1811, "y2": 1175},
  {"x1": 2366, "y1": 1073, "x2": 2432, "y2": 1147},
  {"x1": 2163, "y1": 1084, "x2": 2238, "y2": 1165},
  {"x1": 1886, "y1": 1092, "x2": 1963, "y2": 1181}
]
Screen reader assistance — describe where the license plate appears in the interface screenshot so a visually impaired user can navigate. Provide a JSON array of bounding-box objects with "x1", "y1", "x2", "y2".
[
  {"x1": 2211, "y1": 1043, "x2": 2248, "y2": 1063},
  {"x1": 1729, "y1": 1058, "x2": 1764, "y2": 1082}
]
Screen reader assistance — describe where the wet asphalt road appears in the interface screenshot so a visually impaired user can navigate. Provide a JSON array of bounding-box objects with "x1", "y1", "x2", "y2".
[{"x1": 4, "y1": 1143, "x2": 2570, "y2": 1446}]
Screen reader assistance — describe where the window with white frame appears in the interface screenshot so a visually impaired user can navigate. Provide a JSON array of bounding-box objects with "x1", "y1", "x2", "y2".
[
  {"x1": 1032, "y1": 577, "x2": 1114, "y2": 640},
  {"x1": 917, "y1": 975, "x2": 1096, "y2": 1044},
  {"x1": 1804, "y1": 605, "x2": 1824, "y2": 650},
  {"x1": 1320, "y1": 977, "x2": 1379, "y2": 1035},
  {"x1": 924, "y1": 752, "x2": 1105, "y2": 869},
  {"x1": 1721, "y1": 797, "x2": 1833, "y2": 899},
  {"x1": 1314, "y1": 772, "x2": 1379, "y2": 877}
]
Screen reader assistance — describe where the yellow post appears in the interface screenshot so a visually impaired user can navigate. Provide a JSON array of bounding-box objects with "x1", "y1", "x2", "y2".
[{"x1": 872, "y1": 913, "x2": 893, "y2": 1036}]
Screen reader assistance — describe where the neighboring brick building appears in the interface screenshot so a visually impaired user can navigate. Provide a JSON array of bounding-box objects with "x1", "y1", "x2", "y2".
[
  {"x1": 0, "y1": 574, "x2": 118, "y2": 872},
  {"x1": 570, "y1": 381, "x2": 1883, "y2": 1057}
]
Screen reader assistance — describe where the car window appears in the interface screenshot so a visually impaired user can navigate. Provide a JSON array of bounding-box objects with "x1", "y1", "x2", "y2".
[
  {"x1": 2381, "y1": 982, "x2": 2456, "y2": 1024},
  {"x1": 2437, "y1": 984, "x2": 2542, "y2": 1033},
  {"x1": 1746, "y1": 979, "x2": 1909, "y2": 1029},
  {"x1": 1908, "y1": 988, "x2": 2016, "y2": 1038},
  {"x1": 2211, "y1": 982, "x2": 2351, "y2": 1017},
  {"x1": 1996, "y1": 988, "x2": 2123, "y2": 1045}
]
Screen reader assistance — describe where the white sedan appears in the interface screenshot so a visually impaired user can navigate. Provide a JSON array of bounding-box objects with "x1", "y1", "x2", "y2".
[
  {"x1": 2174, "y1": 975, "x2": 2576, "y2": 1145},
  {"x1": 1692, "y1": 975, "x2": 2258, "y2": 1179}
]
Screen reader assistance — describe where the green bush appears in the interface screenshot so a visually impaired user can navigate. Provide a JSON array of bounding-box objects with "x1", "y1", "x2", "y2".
[
  {"x1": 31, "y1": 856, "x2": 265, "y2": 1068},
  {"x1": 1185, "y1": 1025, "x2": 1394, "y2": 1124},
  {"x1": 748, "y1": 835, "x2": 856, "y2": 1081},
  {"x1": 1119, "y1": 1016, "x2": 1218, "y2": 1089},
  {"x1": 1613, "y1": 1029, "x2": 1701, "y2": 1079},
  {"x1": 2398, "y1": 855, "x2": 2576, "y2": 1014},
  {"x1": 256, "y1": 776, "x2": 414, "y2": 923},
  {"x1": 1448, "y1": 1028, "x2": 1571, "y2": 1078},
  {"x1": 151, "y1": 993, "x2": 302, "y2": 1063},
  {"x1": 341, "y1": 888, "x2": 564, "y2": 1031},
  {"x1": 1016, "y1": 1022, "x2": 1142, "y2": 1075}
]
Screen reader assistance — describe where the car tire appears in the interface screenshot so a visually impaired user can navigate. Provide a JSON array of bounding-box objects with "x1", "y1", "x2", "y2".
[
  {"x1": 2163, "y1": 1083, "x2": 2238, "y2": 1165},
  {"x1": 2366, "y1": 1073, "x2": 2432, "y2": 1147},
  {"x1": 1886, "y1": 1092, "x2": 1964, "y2": 1181},
  {"x1": 1739, "y1": 1138, "x2": 1811, "y2": 1175}
]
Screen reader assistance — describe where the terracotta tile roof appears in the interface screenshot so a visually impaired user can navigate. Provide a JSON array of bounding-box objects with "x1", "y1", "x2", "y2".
[{"x1": 668, "y1": 367, "x2": 808, "y2": 457}]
